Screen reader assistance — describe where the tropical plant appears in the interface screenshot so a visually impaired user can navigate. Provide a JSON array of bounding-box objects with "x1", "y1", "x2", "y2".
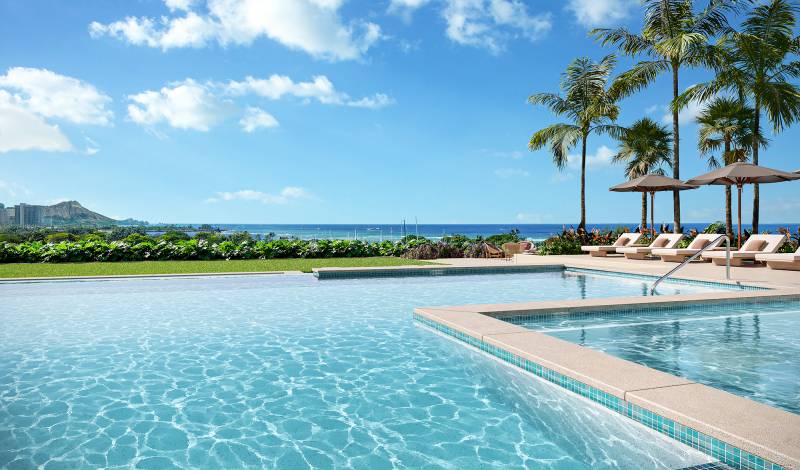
[
  {"x1": 677, "y1": 0, "x2": 800, "y2": 233},
  {"x1": 612, "y1": 118, "x2": 673, "y2": 233},
  {"x1": 528, "y1": 55, "x2": 623, "y2": 229},
  {"x1": 695, "y1": 97, "x2": 758, "y2": 239},
  {"x1": 592, "y1": 0, "x2": 738, "y2": 233}
]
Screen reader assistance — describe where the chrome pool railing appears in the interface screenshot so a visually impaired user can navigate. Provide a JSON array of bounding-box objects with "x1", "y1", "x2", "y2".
[{"x1": 650, "y1": 235, "x2": 730, "y2": 295}]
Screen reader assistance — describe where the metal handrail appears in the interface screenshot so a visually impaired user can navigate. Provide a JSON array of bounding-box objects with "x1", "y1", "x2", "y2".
[{"x1": 650, "y1": 235, "x2": 730, "y2": 295}]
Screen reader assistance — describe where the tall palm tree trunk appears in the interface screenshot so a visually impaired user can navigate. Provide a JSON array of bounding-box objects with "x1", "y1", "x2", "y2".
[
  {"x1": 723, "y1": 139, "x2": 733, "y2": 239},
  {"x1": 752, "y1": 99, "x2": 760, "y2": 233},
  {"x1": 641, "y1": 192, "x2": 648, "y2": 234},
  {"x1": 671, "y1": 62, "x2": 681, "y2": 233},
  {"x1": 580, "y1": 134, "x2": 587, "y2": 230}
]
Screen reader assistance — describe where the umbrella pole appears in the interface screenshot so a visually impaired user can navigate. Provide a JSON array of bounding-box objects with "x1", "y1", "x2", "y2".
[
  {"x1": 737, "y1": 184, "x2": 742, "y2": 250},
  {"x1": 650, "y1": 192, "x2": 655, "y2": 236}
]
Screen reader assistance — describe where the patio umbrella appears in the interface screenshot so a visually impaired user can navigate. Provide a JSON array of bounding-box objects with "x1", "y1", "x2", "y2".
[
  {"x1": 686, "y1": 162, "x2": 800, "y2": 248},
  {"x1": 609, "y1": 174, "x2": 698, "y2": 235}
]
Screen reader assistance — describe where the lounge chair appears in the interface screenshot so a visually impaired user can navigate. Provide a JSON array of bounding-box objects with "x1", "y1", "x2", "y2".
[
  {"x1": 484, "y1": 242, "x2": 505, "y2": 259},
  {"x1": 581, "y1": 233, "x2": 642, "y2": 257},
  {"x1": 617, "y1": 233, "x2": 684, "y2": 260},
  {"x1": 755, "y1": 246, "x2": 800, "y2": 271},
  {"x1": 502, "y1": 242, "x2": 526, "y2": 258},
  {"x1": 652, "y1": 233, "x2": 723, "y2": 263},
  {"x1": 703, "y1": 234, "x2": 787, "y2": 267}
]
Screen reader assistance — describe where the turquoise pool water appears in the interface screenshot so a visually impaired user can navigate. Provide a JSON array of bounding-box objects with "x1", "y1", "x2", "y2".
[
  {"x1": 517, "y1": 301, "x2": 800, "y2": 415},
  {"x1": 0, "y1": 272, "x2": 725, "y2": 469}
]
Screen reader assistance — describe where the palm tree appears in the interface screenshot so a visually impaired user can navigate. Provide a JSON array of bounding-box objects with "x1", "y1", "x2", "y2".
[
  {"x1": 528, "y1": 55, "x2": 623, "y2": 230},
  {"x1": 677, "y1": 0, "x2": 800, "y2": 233},
  {"x1": 696, "y1": 97, "x2": 758, "y2": 240},
  {"x1": 613, "y1": 118, "x2": 672, "y2": 233},
  {"x1": 592, "y1": 0, "x2": 737, "y2": 233}
]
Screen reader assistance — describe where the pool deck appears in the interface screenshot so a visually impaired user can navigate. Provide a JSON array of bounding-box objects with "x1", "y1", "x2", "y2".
[{"x1": 329, "y1": 255, "x2": 800, "y2": 469}]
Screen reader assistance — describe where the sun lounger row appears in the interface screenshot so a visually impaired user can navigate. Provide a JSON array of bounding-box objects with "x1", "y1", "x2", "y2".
[{"x1": 581, "y1": 233, "x2": 797, "y2": 270}]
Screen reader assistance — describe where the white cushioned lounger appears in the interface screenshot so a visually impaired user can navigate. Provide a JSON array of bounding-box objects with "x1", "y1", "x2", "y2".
[
  {"x1": 581, "y1": 233, "x2": 642, "y2": 257},
  {"x1": 755, "y1": 246, "x2": 800, "y2": 271},
  {"x1": 652, "y1": 233, "x2": 722, "y2": 263},
  {"x1": 703, "y1": 234, "x2": 787, "y2": 267},
  {"x1": 616, "y1": 233, "x2": 684, "y2": 260}
]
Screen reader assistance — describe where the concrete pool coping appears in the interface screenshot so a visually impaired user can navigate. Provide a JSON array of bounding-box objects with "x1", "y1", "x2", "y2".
[{"x1": 414, "y1": 290, "x2": 800, "y2": 470}]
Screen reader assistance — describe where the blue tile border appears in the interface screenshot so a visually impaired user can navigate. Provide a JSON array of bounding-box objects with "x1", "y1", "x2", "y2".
[
  {"x1": 414, "y1": 313, "x2": 787, "y2": 470},
  {"x1": 564, "y1": 267, "x2": 766, "y2": 291},
  {"x1": 314, "y1": 265, "x2": 563, "y2": 279},
  {"x1": 316, "y1": 265, "x2": 765, "y2": 293},
  {"x1": 498, "y1": 298, "x2": 800, "y2": 327}
]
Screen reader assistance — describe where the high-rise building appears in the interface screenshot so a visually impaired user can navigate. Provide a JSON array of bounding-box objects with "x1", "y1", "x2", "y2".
[
  {"x1": 0, "y1": 203, "x2": 7, "y2": 226},
  {"x1": 14, "y1": 203, "x2": 42, "y2": 227}
]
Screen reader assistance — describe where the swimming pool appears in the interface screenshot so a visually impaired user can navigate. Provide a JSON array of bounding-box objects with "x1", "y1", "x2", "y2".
[
  {"x1": 514, "y1": 301, "x2": 800, "y2": 415},
  {"x1": 0, "y1": 271, "x2": 731, "y2": 468}
]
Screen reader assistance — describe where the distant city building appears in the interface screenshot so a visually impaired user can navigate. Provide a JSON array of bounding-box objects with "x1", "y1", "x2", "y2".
[
  {"x1": 0, "y1": 203, "x2": 7, "y2": 226},
  {"x1": 14, "y1": 203, "x2": 42, "y2": 227}
]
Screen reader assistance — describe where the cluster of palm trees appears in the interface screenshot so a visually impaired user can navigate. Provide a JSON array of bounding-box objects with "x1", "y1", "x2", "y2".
[{"x1": 530, "y1": 0, "x2": 800, "y2": 238}]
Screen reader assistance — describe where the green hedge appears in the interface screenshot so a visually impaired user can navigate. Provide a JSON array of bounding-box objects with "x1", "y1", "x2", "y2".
[{"x1": 0, "y1": 239, "x2": 423, "y2": 263}]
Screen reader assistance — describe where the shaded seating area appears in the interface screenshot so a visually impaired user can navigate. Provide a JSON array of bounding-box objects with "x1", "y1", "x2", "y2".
[
  {"x1": 652, "y1": 233, "x2": 723, "y2": 263},
  {"x1": 703, "y1": 234, "x2": 786, "y2": 266},
  {"x1": 581, "y1": 232, "x2": 642, "y2": 257},
  {"x1": 617, "y1": 233, "x2": 684, "y2": 260},
  {"x1": 756, "y1": 246, "x2": 800, "y2": 271}
]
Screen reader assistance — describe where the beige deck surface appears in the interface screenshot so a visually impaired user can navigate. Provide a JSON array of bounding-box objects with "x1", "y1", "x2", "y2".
[
  {"x1": 408, "y1": 254, "x2": 800, "y2": 469},
  {"x1": 428, "y1": 254, "x2": 800, "y2": 289}
]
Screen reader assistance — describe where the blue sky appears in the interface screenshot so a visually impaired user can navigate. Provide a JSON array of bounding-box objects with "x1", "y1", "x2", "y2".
[{"x1": 1, "y1": 0, "x2": 798, "y2": 224}]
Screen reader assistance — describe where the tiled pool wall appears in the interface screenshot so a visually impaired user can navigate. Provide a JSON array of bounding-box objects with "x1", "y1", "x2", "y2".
[
  {"x1": 563, "y1": 267, "x2": 768, "y2": 292},
  {"x1": 316, "y1": 265, "x2": 767, "y2": 292},
  {"x1": 314, "y1": 265, "x2": 564, "y2": 279},
  {"x1": 496, "y1": 298, "x2": 800, "y2": 327},
  {"x1": 414, "y1": 313, "x2": 788, "y2": 470}
]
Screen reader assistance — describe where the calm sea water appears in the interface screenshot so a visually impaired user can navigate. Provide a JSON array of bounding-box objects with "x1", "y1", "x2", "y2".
[{"x1": 165, "y1": 223, "x2": 796, "y2": 242}]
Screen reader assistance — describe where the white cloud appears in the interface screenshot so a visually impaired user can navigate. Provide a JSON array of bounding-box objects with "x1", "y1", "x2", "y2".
[
  {"x1": 90, "y1": 0, "x2": 382, "y2": 61},
  {"x1": 0, "y1": 180, "x2": 32, "y2": 199},
  {"x1": 567, "y1": 145, "x2": 615, "y2": 170},
  {"x1": 127, "y1": 79, "x2": 232, "y2": 131},
  {"x1": 388, "y1": 0, "x2": 432, "y2": 22},
  {"x1": 206, "y1": 186, "x2": 312, "y2": 204},
  {"x1": 240, "y1": 107, "x2": 279, "y2": 132},
  {"x1": 0, "y1": 67, "x2": 112, "y2": 125},
  {"x1": 346, "y1": 93, "x2": 394, "y2": 109},
  {"x1": 662, "y1": 100, "x2": 703, "y2": 127},
  {"x1": 166, "y1": 0, "x2": 197, "y2": 11},
  {"x1": 127, "y1": 73, "x2": 392, "y2": 133},
  {"x1": 494, "y1": 168, "x2": 530, "y2": 178},
  {"x1": 443, "y1": 0, "x2": 551, "y2": 54},
  {"x1": 488, "y1": 150, "x2": 524, "y2": 159},
  {"x1": 224, "y1": 74, "x2": 394, "y2": 109},
  {"x1": 84, "y1": 136, "x2": 100, "y2": 155},
  {"x1": 0, "y1": 91, "x2": 73, "y2": 153},
  {"x1": 645, "y1": 104, "x2": 659, "y2": 115},
  {"x1": 566, "y1": 0, "x2": 637, "y2": 28}
]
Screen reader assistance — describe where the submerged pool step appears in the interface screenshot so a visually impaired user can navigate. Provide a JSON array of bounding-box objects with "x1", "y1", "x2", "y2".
[{"x1": 414, "y1": 292, "x2": 800, "y2": 470}]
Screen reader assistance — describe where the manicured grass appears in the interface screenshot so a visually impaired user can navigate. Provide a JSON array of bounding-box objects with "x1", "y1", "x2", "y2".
[{"x1": 0, "y1": 257, "x2": 435, "y2": 278}]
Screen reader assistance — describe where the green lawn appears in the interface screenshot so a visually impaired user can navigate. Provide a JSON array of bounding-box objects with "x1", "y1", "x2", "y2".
[{"x1": 0, "y1": 257, "x2": 436, "y2": 278}]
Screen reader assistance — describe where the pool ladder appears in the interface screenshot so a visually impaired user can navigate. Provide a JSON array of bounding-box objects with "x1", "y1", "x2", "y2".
[{"x1": 650, "y1": 235, "x2": 730, "y2": 295}]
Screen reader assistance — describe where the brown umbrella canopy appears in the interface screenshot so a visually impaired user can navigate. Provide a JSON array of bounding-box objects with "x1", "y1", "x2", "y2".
[
  {"x1": 610, "y1": 174, "x2": 699, "y2": 192},
  {"x1": 686, "y1": 162, "x2": 800, "y2": 186},
  {"x1": 609, "y1": 174, "x2": 698, "y2": 234},
  {"x1": 686, "y1": 162, "x2": 800, "y2": 248}
]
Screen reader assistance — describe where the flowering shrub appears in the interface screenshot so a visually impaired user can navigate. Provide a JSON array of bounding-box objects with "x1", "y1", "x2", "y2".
[{"x1": 0, "y1": 239, "x2": 396, "y2": 263}]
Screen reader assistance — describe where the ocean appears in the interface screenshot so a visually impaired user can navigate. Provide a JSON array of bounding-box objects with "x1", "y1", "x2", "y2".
[{"x1": 160, "y1": 223, "x2": 798, "y2": 242}]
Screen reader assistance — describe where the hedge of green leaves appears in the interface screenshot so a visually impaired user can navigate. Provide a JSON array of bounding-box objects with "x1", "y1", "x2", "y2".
[{"x1": 0, "y1": 238, "x2": 424, "y2": 263}]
